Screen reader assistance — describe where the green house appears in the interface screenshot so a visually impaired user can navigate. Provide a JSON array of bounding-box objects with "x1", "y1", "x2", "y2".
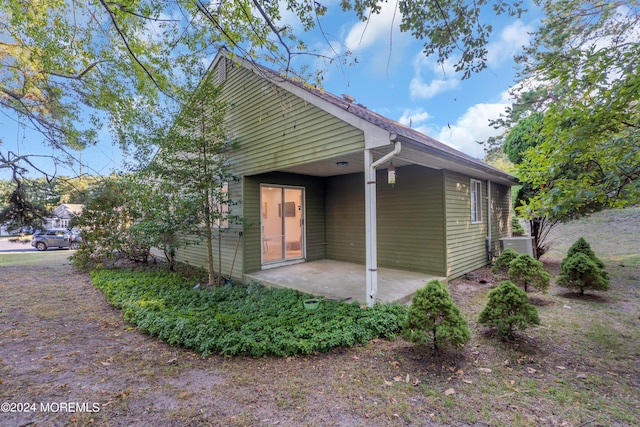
[{"x1": 174, "y1": 49, "x2": 518, "y2": 306}]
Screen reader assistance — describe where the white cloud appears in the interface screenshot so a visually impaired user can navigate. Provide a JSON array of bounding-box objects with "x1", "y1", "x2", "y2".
[
  {"x1": 344, "y1": 2, "x2": 402, "y2": 52},
  {"x1": 486, "y1": 20, "x2": 535, "y2": 68},
  {"x1": 409, "y1": 53, "x2": 460, "y2": 99},
  {"x1": 340, "y1": 2, "x2": 413, "y2": 76},
  {"x1": 427, "y1": 91, "x2": 513, "y2": 159},
  {"x1": 399, "y1": 108, "x2": 431, "y2": 127}
]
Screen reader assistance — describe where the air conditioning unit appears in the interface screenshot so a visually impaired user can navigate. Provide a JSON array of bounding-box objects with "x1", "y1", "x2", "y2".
[{"x1": 499, "y1": 237, "x2": 535, "y2": 258}]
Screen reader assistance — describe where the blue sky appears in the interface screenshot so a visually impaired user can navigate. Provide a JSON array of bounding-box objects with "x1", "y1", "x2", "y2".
[{"x1": 0, "y1": 1, "x2": 542, "y2": 180}]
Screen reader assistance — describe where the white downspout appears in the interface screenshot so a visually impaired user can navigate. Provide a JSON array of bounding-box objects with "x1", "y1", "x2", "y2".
[
  {"x1": 364, "y1": 140, "x2": 401, "y2": 307},
  {"x1": 487, "y1": 180, "x2": 492, "y2": 263}
]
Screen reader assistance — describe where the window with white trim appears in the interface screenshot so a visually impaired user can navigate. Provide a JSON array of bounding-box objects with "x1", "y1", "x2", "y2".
[{"x1": 470, "y1": 179, "x2": 482, "y2": 223}]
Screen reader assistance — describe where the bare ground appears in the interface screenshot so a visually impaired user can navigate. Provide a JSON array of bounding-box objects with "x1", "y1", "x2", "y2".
[{"x1": 1, "y1": 209, "x2": 639, "y2": 426}]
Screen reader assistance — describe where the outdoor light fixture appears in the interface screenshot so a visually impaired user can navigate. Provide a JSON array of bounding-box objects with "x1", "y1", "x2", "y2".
[
  {"x1": 336, "y1": 161, "x2": 349, "y2": 168},
  {"x1": 388, "y1": 162, "x2": 396, "y2": 185}
]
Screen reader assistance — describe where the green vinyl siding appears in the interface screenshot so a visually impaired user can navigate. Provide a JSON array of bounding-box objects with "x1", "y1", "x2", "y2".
[
  {"x1": 326, "y1": 165, "x2": 446, "y2": 275},
  {"x1": 444, "y1": 171, "x2": 488, "y2": 279},
  {"x1": 377, "y1": 166, "x2": 446, "y2": 275},
  {"x1": 222, "y1": 62, "x2": 365, "y2": 175},
  {"x1": 172, "y1": 180, "x2": 245, "y2": 281},
  {"x1": 325, "y1": 173, "x2": 365, "y2": 264},
  {"x1": 243, "y1": 172, "x2": 326, "y2": 273}
]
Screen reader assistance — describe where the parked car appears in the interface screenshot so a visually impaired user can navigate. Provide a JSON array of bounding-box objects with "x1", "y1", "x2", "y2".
[
  {"x1": 31, "y1": 228, "x2": 79, "y2": 251},
  {"x1": 10, "y1": 226, "x2": 35, "y2": 236}
]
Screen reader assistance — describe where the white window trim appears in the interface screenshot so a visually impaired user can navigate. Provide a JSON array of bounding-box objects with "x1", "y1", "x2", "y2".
[{"x1": 471, "y1": 179, "x2": 482, "y2": 224}]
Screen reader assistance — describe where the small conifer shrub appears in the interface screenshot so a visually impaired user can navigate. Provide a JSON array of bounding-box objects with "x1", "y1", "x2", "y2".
[
  {"x1": 561, "y1": 237, "x2": 609, "y2": 281},
  {"x1": 491, "y1": 248, "x2": 519, "y2": 279},
  {"x1": 478, "y1": 280, "x2": 540, "y2": 339},
  {"x1": 508, "y1": 253, "x2": 551, "y2": 293},
  {"x1": 565, "y1": 237, "x2": 604, "y2": 266},
  {"x1": 512, "y1": 217, "x2": 526, "y2": 236},
  {"x1": 401, "y1": 279, "x2": 470, "y2": 353},
  {"x1": 557, "y1": 252, "x2": 609, "y2": 296}
]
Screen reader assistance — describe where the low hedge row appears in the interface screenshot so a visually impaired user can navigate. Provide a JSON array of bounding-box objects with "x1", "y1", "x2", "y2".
[{"x1": 91, "y1": 269, "x2": 407, "y2": 357}]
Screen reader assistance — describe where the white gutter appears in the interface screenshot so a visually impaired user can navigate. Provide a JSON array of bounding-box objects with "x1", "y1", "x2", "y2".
[{"x1": 364, "y1": 139, "x2": 401, "y2": 307}]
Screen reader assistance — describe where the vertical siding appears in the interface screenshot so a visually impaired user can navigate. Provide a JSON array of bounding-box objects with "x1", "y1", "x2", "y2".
[
  {"x1": 444, "y1": 171, "x2": 488, "y2": 279},
  {"x1": 243, "y1": 172, "x2": 326, "y2": 273},
  {"x1": 326, "y1": 166, "x2": 446, "y2": 275}
]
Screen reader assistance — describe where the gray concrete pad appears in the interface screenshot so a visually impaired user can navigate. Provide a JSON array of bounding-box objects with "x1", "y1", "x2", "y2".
[{"x1": 244, "y1": 259, "x2": 445, "y2": 305}]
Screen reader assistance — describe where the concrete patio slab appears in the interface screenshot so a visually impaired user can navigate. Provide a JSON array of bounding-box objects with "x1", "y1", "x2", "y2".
[{"x1": 243, "y1": 259, "x2": 445, "y2": 305}]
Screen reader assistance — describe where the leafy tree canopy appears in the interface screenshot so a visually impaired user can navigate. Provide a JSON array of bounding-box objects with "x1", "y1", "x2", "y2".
[{"x1": 495, "y1": 0, "x2": 640, "y2": 219}]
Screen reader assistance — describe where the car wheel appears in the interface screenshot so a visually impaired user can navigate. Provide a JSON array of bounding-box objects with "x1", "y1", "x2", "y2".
[
  {"x1": 36, "y1": 242, "x2": 47, "y2": 251},
  {"x1": 70, "y1": 242, "x2": 79, "y2": 250}
]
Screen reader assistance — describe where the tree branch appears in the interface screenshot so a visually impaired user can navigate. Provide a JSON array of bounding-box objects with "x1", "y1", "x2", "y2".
[
  {"x1": 42, "y1": 60, "x2": 108, "y2": 80},
  {"x1": 250, "y1": 0, "x2": 292, "y2": 70},
  {"x1": 98, "y1": 0, "x2": 163, "y2": 91}
]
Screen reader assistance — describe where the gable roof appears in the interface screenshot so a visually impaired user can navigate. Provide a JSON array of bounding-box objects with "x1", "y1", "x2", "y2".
[
  {"x1": 52, "y1": 204, "x2": 84, "y2": 218},
  {"x1": 213, "y1": 49, "x2": 518, "y2": 186}
]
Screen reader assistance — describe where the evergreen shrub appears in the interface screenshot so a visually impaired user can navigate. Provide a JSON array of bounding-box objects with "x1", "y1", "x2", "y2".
[
  {"x1": 491, "y1": 248, "x2": 519, "y2": 279},
  {"x1": 557, "y1": 238, "x2": 609, "y2": 295},
  {"x1": 401, "y1": 279, "x2": 470, "y2": 353},
  {"x1": 478, "y1": 280, "x2": 540, "y2": 338},
  {"x1": 508, "y1": 253, "x2": 551, "y2": 293}
]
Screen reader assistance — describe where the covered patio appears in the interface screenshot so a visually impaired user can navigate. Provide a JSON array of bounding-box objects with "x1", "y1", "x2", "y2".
[{"x1": 244, "y1": 259, "x2": 445, "y2": 305}]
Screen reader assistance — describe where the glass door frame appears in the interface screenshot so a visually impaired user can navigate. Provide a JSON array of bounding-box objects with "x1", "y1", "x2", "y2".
[{"x1": 260, "y1": 184, "x2": 306, "y2": 267}]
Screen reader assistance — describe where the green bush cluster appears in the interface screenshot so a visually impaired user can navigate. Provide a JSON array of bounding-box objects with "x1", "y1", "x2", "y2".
[
  {"x1": 557, "y1": 237, "x2": 609, "y2": 295},
  {"x1": 401, "y1": 279, "x2": 470, "y2": 353},
  {"x1": 91, "y1": 269, "x2": 407, "y2": 357}
]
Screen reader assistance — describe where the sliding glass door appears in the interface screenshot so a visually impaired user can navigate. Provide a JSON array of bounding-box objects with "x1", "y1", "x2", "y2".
[{"x1": 261, "y1": 185, "x2": 304, "y2": 264}]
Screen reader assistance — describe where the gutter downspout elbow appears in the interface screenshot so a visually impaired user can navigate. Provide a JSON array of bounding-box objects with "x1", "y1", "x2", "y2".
[{"x1": 371, "y1": 140, "x2": 402, "y2": 170}]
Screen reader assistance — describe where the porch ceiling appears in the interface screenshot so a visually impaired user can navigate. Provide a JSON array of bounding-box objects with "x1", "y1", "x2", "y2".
[{"x1": 276, "y1": 145, "x2": 517, "y2": 186}]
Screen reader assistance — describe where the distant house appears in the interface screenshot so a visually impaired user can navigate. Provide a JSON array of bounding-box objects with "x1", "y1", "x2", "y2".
[
  {"x1": 44, "y1": 204, "x2": 84, "y2": 229},
  {"x1": 170, "y1": 49, "x2": 518, "y2": 306}
]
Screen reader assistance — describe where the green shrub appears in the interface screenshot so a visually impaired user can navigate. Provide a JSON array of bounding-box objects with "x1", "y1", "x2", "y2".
[
  {"x1": 562, "y1": 237, "x2": 608, "y2": 280},
  {"x1": 491, "y1": 248, "x2": 519, "y2": 279},
  {"x1": 478, "y1": 280, "x2": 540, "y2": 339},
  {"x1": 512, "y1": 217, "x2": 526, "y2": 236},
  {"x1": 401, "y1": 279, "x2": 470, "y2": 353},
  {"x1": 508, "y1": 253, "x2": 551, "y2": 293},
  {"x1": 557, "y1": 252, "x2": 609, "y2": 296},
  {"x1": 565, "y1": 237, "x2": 604, "y2": 267},
  {"x1": 91, "y1": 269, "x2": 408, "y2": 357}
]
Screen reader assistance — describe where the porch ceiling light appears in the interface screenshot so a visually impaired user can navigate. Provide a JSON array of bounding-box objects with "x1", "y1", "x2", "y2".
[
  {"x1": 388, "y1": 162, "x2": 396, "y2": 185},
  {"x1": 336, "y1": 161, "x2": 349, "y2": 168}
]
